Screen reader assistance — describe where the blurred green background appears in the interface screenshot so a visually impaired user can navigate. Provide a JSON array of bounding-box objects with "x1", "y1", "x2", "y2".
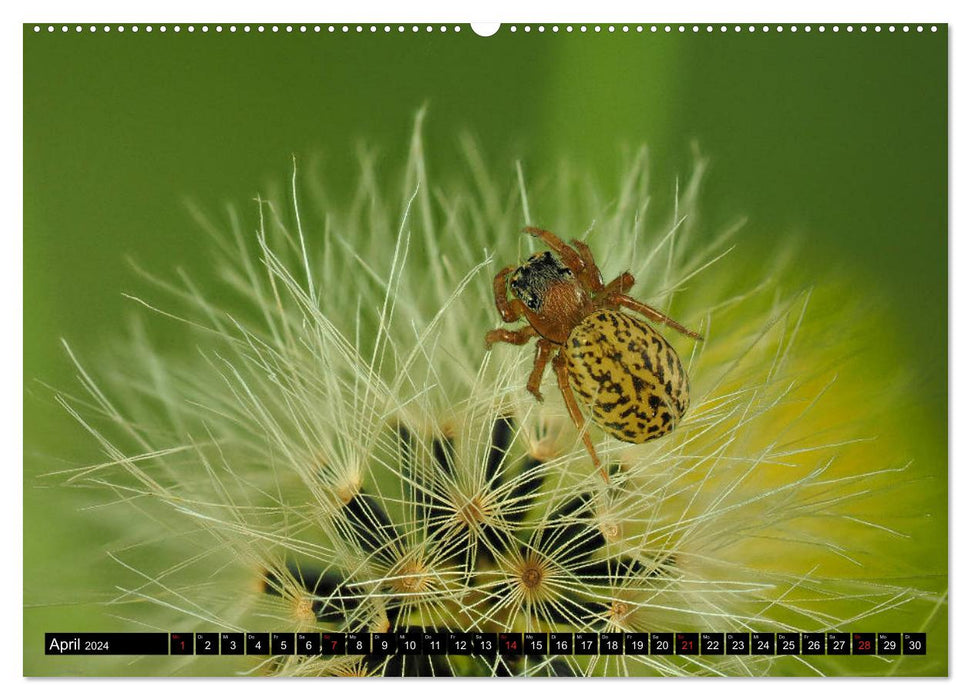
[{"x1": 24, "y1": 24, "x2": 947, "y2": 675}]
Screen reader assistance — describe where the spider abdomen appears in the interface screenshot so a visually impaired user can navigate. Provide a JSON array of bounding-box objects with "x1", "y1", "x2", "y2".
[{"x1": 564, "y1": 309, "x2": 689, "y2": 444}]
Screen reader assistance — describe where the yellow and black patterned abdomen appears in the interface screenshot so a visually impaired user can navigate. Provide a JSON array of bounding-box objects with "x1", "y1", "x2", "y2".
[{"x1": 564, "y1": 309, "x2": 689, "y2": 444}]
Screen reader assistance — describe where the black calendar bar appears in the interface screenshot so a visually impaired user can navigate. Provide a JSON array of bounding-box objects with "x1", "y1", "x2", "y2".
[
  {"x1": 45, "y1": 633, "x2": 169, "y2": 655},
  {"x1": 44, "y1": 631, "x2": 928, "y2": 656}
]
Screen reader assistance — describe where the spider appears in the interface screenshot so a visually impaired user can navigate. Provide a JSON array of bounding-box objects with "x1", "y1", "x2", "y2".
[{"x1": 485, "y1": 227, "x2": 703, "y2": 482}]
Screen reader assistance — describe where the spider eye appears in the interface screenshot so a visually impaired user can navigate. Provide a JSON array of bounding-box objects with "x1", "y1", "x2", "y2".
[{"x1": 511, "y1": 276, "x2": 542, "y2": 311}]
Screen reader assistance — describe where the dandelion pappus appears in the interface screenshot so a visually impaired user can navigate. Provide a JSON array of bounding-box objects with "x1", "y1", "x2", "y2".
[{"x1": 485, "y1": 227, "x2": 703, "y2": 482}]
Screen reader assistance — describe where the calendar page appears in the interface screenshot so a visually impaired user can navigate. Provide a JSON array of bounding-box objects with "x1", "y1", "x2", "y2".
[{"x1": 23, "y1": 17, "x2": 948, "y2": 679}]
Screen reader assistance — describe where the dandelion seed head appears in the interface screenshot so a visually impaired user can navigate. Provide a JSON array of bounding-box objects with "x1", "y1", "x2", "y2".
[
  {"x1": 332, "y1": 469, "x2": 363, "y2": 506},
  {"x1": 388, "y1": 556, "x2": 431, "y2": 594},
  {"x1": 521, "y1": 407, "x2": 575, "y2": 462},
  {"x1": 598, "y1": 519, "x2": 623, "y2": 543},
  {"x1": 452, "y1": 491, "x2": 493, "y2": 528},
  {"x1": 608, "y1": 599, "x2": 632, "y2": 626},
  {"x1": 294, "y1": 596, "x2": 316, "y2": 621},
  {"x1": 506, "y1": 552, "x2": 557, "y2": 609}
]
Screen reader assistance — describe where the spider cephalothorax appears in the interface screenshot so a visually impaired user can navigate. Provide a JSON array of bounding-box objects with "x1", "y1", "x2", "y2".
[
  {"x1": 485, "y1": 227, "x2": 703, "y2": 482},
  {"x1": 508, "y1": 250, "x2": 590, "y2": 343}
]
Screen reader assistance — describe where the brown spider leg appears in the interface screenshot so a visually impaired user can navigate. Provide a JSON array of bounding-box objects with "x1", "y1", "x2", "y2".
[
  {"x1": 552, "y1": 350, "x2": 609, "y2": 483},
  {"x1": 569, "y1": 239, "x2": 605, "y2": 293},
  {"x1": 485, "y1": 324, "x2": 537, "y2": 350},
  {"x1": 608, "y1": 292, "x2": 704, "y2": 341},
  {"x1": 599, "y1": 271, "x2": 635, "y2": 298},
  {"x1": 522, "y1": 226, "x2": 587, "y2": 274},
  {"x1": 526, "y1": 339, "x2": 554, "y2": 402},
  {"x1": 492, "y1": 265, "x2": 528, "y2": 323}
]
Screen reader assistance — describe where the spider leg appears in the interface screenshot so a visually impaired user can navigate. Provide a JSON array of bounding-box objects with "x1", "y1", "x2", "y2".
[
  {"x1": 608, "y1": 292, "x2": 704, "y2": 340},
  {"x1": 569, "y1": 239, "x2": 605, "y2": 293},
  {"x1": 552, "y1": 350, "x2": 609, "y2": 483},
  {"x1": 526, "y1": 339, "x2": 554, "y2": 402},
  {"x1": 523, "y1": 226, "x2": 587, "y2": 271},
  {"x1": 485, "y1": 324, "x2": 537, "y2": 350},
  {"x1": 493, "y1": 265, "x2": 528, "y2": 323},
  {"x1": 600, "y1": 271, "x2": 635, "y2": 298}
]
